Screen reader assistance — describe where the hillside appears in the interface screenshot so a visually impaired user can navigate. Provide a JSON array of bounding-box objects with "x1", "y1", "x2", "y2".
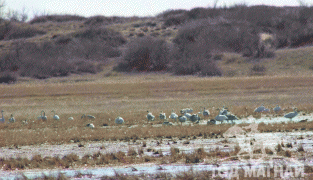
[{"x1": 0, "y1": 5, "x2": 313, "y2": 83}]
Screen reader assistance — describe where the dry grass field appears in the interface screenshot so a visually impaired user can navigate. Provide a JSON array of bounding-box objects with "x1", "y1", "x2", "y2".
[{"x1": 0, "y1": 73, "x2": 313, "y2": 147}]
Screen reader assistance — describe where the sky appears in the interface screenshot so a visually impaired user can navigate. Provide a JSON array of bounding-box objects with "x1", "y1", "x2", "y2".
[{"x1": 5, "y1": 0, "x2": 309, "y2": 20}]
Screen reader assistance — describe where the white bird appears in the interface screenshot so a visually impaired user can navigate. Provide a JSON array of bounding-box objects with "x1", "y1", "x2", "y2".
[
  {"x1": 146, "y1": 111, "x2": 155, "y2": 122},
  {"x1": 86, "y1": 123, "x2": 95, "y2": 129},
  {"x1": 169, "y1": 110, "x2": 178, "y2": 122},
  {"x1": 254, "y1": 104, "x2": 265, "y2": 113},
  {"x1": 263, "y1": 108, "x2": 270, "y2": 113},
  {"x1": 0, "y1": 110, "x2": 5, "y2": 123},
  {"x1": 115, "y1": 116, "x2": 124, "y2": 124},
  {"x1": 284, "y1": 108, "x2": 298, "y2": 120},
  {"x1": 9, "y1": 114, "x2": 15, "y2": 123},
  {"x1": 159, "y1": 111, "x2": 166, "y2": 121},
  {"x1": 51, "y1": 110, "x2": 60, "y2": 120},
  {"x1": 185, "y1": 108, "x2": 193, "y2": 113},
  {"x1": 214, "y1": 109, "x2": 228, "y2": 124},
  {"x1": 183, "y1": 112, "x2": 192, "y2": 120},
  {"x1": 220, "y1": 106, "x2": 228, "y2": 115},
  {"x1": 38, "y1": 111, "x2": 47, "y2": 121},
  {"x1": 81, "y1": 114, "x2": 95, "y2": 120},
  {"x1": 215, "y1": 114, "x2": 228, "y2": 124},
  {"x1": 225, "y1": 114, "x2": 239, "y2": 124},
  {"x1": 68, "y1": 117, "x2": 74, "y2": 120},
  {"x1": 163, "y1": 121, "x2": 173, "y2": 126},
  {"x1": 178, "y1": 115, "x2": 187, "y2": 125},
  {"x1": 202, "y1": 107, "x2": 210, "y2": 118},
  {"x1": 207, "y1": 119, "x2": 216, "y2": 125},
  {"x1": 273, "y1": 105, "x2": 282, "y2": 113},
  {"x1": 190, "y1": 114, "x2": 200, "y2": 123}
]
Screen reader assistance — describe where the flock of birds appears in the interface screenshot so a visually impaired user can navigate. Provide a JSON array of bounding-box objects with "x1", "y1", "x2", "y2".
[{"x1": 0, "y1": 105, "x2": 299, "y2": 128}]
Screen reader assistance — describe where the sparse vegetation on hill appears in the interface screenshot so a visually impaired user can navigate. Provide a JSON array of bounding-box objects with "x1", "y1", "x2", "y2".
[{"x1": 0, "y1": 3, "x2": 313, "y2": 81}]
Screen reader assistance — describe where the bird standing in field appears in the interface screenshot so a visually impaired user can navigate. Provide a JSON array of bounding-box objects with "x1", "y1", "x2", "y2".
[
  {"x1": 284, "y1": 108, "x2": 298, "y2": 120},
  {"x1": 86, "y1": 123, "x2": 95, "y2": 129},
  {"x1": 178, "y1": 115, "x2": 187, "y2": 125},
  {"x1": 38, "y1": 110, "x2": 48, "y2": 121},
  {"x1": 115, "y1": 116, "x2": 124, "y2": 124},
  {"x1": 190, "y1": 113, "x2": 201, "y2": 124},
  {"x1": 159, "y1": 111, "x2": 166, "y2": 121},
  {"x1": 273, "y1": 105, "x2": 282, "y2": 113},
  {"x1": 9, "y1": 114, "x2": 15, "y2": 123},
  {"x1": 0, "y1": 110, "x2": 5, "y2": 123},
  {"x1": 254, "y1": 104, "x2": 265, "y2": 113},
  {"x1": 81, "y1": 114, "x2": 95, "y2": 120},
  {"x1": 146, "y1": 111, "x2": 155, "y2": 122},
  {"x1": 220, "y1": 106, "x2": 228, "y2": 115},
  {"x1": 68, "y1": 117, "x2": 74, "y2": 120},
  {"x1": 169, "y1": 110, "x2": 178, "y2": 122},
  {"x1": 51, "y1": 110, "x2": 60, "y2": 120},
  {"x1": 202, "y1": 107, "x2": 210, "y2": 118}
]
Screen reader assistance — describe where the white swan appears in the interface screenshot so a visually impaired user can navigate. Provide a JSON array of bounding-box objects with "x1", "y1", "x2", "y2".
[
  {"x1": 190, "y1": 114, "x2": 200, "y2": 123},
  {"x1": 273, "y1": 105, "x2": 282, "y2": 113},
  {"x1": 178, "y1": 115, "x2": 187, "y2": 125},
  {"x1": 68, "y1": 117, "x2": 74, "y2": 120},
  {"x1": 220, "y1": 106, "x2": 228, "y2": 115},
  {"x1": 146, "y1": 111, "x2": 155, "y2": 121},
  {"x1": 163, "y1": 121, "x2": 173, "y2": 126},
  {"x1": 284, "y1": 108, "x2": 298, "y2": 120},
  {"x1": 81, "y1": 114, "x2": 95, "y2": 119},
  {"x1": 86, "y1": 123, "x2": 95, "y2": 128},
  {"x1": 38, "y1": 110, "x2": 48, "y2": 121},
  {"x1": 254, "y1": 104, "x2": 265, "y2": 112},
  {"x1": 9, "y1": 114, "x2": 15, "y2": 123},
  {"x1": 51, "y1": 110, "x2": 60, "y2": 120},
  {"x1": 115, "y1": 116, "x2": 124, "y2": 124},
  {"x1": 169, "y1": 110, "x2": 178, "y2": 122},
  {"x1": 202, "y1": 107, "x2": 210, "y2": 118},
  {"x1": 159, "y1": 111, "x2": 166, "y2": 121},
  {"x1": 0, "y1": 110, "x2": 4, "y2": 123},
  {"x1": 225, "y1": 114, "x2": 239, "y2": 124}
]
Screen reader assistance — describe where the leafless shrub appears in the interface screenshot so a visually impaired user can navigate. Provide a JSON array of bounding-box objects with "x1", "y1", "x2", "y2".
[
  {"x1": 0, "y1": 71, "x2": 17, "y2": 83},
  {"x1": 3, "y1": 23, "x2": 46, "y2": 40},
  {"x1": 73, "y1": 27, "x2": 126, "y2": 47},
  {"x1": 116, "y1": 36, "x2": 170, "y2": 72},
  {"x1": 29, "y1": 14, "x2": 86, "y2": 24},
  {"x1": 250, "y1": 64, "x2": 266, "y2": 76}
]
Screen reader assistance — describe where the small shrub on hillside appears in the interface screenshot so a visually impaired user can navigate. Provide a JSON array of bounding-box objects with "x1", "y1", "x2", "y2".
[
  {"x1": 29, "y1": 14, "x2": 86, "y2": 24},
  {"x1": 157, "y1": 9, "x2": 188, "y2": 19},
  {"x1": 73, "y1": 27, "x2": 126, "y2": 47},
  {"x1": 250, "y1": 64, "x2": 266, "y2": 76},
  {"x1": 0, "y1": 21, "x2": 12, "y2": 40},
  {"x1": 2, "y1": 23, "x2": 46, "y2": 40},
  {"x1": 0, "y1": 72, "x2": 17, "y2": 84},
  {"x1": 116, "y1": 36, "x2": 170, "y2": 72},
  {"x1": 163, "y1": 13, "x2": 188, "y2": 27}
]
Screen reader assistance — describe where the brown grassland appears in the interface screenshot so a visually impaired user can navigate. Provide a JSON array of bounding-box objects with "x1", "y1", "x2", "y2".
[{"x1": 0, "y1": 74, "x2": 313, "y2": 147}]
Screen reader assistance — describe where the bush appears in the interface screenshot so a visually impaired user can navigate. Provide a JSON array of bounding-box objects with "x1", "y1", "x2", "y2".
[
  {"x1": 3, "y1": 23, "x2": 46, "y2": 40},
  {"x1": 173, "y1": 18, "x2": 259, "y2": 56},
  {"x1": 0, "y1": 72, "x2": 17, "y2": 84},
  {"x1": 84, "y1": 15, "x2": 130, "y2": 26},
  {"x1": 116, "y1": 36, "x2": 170, "y2": 72},
  {"x1": 29, "y1": 14, "x2": 86, "y2": 24},
  {"x1": 73, "y1": 27, "x2": 126, "y2": 47},
  {"x1": 250, "y1": 64, "x2": 266, "y2": 76}
]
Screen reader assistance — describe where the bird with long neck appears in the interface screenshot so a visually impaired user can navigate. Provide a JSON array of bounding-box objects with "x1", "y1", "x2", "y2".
[
  {"x1": 9, "y1": 114, "x2": 15, "y2": 123},
  {"x1": 51, "y1": 110, "x2": 60, "y2": 120}
]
